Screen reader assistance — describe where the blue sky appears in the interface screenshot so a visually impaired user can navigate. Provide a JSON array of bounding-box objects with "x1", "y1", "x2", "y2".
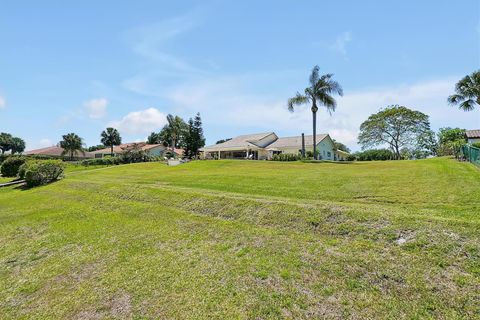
[{"x1": 0, "y1": 0, "x2": 479, "y2": 151}]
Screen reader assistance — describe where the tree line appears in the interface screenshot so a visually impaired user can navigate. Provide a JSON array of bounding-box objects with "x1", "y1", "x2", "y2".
[
  {"x1": 147, "y1": 112, "x2": 205, "y2": 158},
  {"x1": 0, "y1": 132, "x2": 25, "y2": 154},
  {"x1": 288, "y1": 66, "x2": 479, "y2": 160}
]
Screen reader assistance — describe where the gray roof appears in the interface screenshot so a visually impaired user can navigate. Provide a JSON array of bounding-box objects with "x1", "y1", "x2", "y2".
[
  {"x1": 201, "y1": 132, "x2": 276, "y2": 151},
  {"x1": 267, "y1": 134, "x2": 328, "y2": 149},
  {"x1": 466, "y1": 129, "x2": 480, "y2": 138}
]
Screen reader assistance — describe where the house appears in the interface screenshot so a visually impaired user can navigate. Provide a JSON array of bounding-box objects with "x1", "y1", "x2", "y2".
[
  {"x1": 200, "y1": 132, "x2": 345, "y2": 160},
  {"x1": 91, "y1": 142, "x2": 184, "y2": 158},
  {"x1": 466, "y1": 129, "x2": 480, "y2": 144},
  {"x1": 25, "y1": 146, "x2": 94, "y2": 160}
]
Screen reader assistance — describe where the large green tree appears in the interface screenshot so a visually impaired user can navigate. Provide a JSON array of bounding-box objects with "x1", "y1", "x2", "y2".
[
  {"x1": 0, "y1": 132, "x2": 14, "y2": 154},
  {"x1": 184, "y1": 113, "x2": 206, "y2": 159},
  {"x1": 60, "y1": 133, "x2": 84, "y2": 161},
  {"x1": 0, "y1": 133, "x2": 25, "y2": 154},
  {"x1": 358, "y1": 105, "x2": 431, "y2": 160},
  {"x1": 448, "y1": 70, "x2": 480, "y2": 111},
  {"x1": 100, "y1": 127, "x2": 122, "y2": 157},
  {"x1": 288, "y1": 65, "x2": 343, "y2": 159},
  {"x1": 10, "y1": 137, "x2": 26, "y2": 154}
]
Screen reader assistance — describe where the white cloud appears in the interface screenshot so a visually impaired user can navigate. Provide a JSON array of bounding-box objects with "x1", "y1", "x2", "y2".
[
  {"x1": 108, "y1": 107, "x2": 168, "y2": 134},
  {"x1": 0, "y1": 95, "x2": 5, "y2": 109},
  {"x1": 164, "y1": 75, "x2": 479, "y2": 151},
  {"x1": 329, "y1": 31, "x2": 352, "y2": 58},
  {"x1": 84, "y1": 98, "x2": 108, "y2": 119}
]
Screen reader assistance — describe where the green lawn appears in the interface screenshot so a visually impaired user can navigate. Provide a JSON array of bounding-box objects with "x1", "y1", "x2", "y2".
[{"x1": 0, "y1": 158, "x2": 479, "y2": 319}]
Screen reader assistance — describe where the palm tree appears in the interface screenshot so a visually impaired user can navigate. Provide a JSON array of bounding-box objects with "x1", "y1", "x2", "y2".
[
  {"x1": 288, "y1": 65, "x2": 343, "y2": 159},
  {"x1": 165, "y1": 114, "x2": 187, "y2": 151},
  {"x1": 101, "y1": 127, "x2": 122, "y2": 157},
  {"x1": 60, "y1": 133, "x2": 84, "y2": 161},
  {"x1": 448, "y1": 70, "x2": 480, "y2": 111}
]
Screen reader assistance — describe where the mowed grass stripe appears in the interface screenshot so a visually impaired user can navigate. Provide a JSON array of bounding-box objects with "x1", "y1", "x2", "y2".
[{"x1": 0, "y1": 158, "x2": 479, "y2": 319}]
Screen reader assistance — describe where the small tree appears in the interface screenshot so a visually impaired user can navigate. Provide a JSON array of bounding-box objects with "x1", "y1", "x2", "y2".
[
  {"x1": 184, "y1": 113, "x2": 206, "y2": 159},
  {"x1": 100, "y1": 127, "x2": 122, "y2": 157},
  {"x1": 60, "y1": 133, "x2": 84, "y2": 161},
  {"x1": 332, "y1": 139, "x2": 350, "y2": 153},
  {"x1": 358, "y1": 105, "x2": 431, "y2": 160},
  {"x1": 146, "y1": 132, "x2": 162, "y2": 144},
  {"x1": 437, "y1": 127, "x2": 466, "y2": 157}
]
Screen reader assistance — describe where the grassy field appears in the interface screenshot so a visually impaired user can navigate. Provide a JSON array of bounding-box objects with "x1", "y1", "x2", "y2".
[{"x1": 0, "y1": 158, "x2": 479, "y2": 319}]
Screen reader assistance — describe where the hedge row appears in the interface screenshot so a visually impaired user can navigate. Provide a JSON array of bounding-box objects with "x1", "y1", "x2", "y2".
[{"x1": 272, "y1": 153, "x2": 301, "y2": 161}]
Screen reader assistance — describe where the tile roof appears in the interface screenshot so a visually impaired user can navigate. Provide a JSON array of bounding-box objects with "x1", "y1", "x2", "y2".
[
  {"x1": 25, "y1": 146, "x2": 94, "y2": 158},
  {"x1": 466, "y1": 129, "x2": 480, "y2": 138},
  {"x1": 92, "y1": 143, "x2": 164, "y2": 154},
  {"x1": 266, "y1": 134, "x2": 328, "y2": 149},
  {"x1": 201, "y1": 132, "x2": 276, "y2": 151}
]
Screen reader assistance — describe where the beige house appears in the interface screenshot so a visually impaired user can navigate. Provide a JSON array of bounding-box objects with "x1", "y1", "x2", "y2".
[
  {"x1": 201, "y1": 132, "x2": 347, "y2": 160},
  {"x1": 466, "y1": 129, "x2": 480, "y2": 144}
]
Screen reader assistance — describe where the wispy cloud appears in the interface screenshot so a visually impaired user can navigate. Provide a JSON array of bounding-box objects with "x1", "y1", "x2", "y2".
[
  {"x1": 108, "y1": 107, "x2": 167, "y2": 135},
  {"x1": 84, "y1": 98, "x2": 108, "y2": 119},
  {"x1": 163, "y1": 75, "x2": 477, "y2": 151},
  {"x1": 329, "y1": 31, "x2": 352, "y2": 58},
  {"x1": 126, "y1": 10, "x2": 204, "y2": 75}
]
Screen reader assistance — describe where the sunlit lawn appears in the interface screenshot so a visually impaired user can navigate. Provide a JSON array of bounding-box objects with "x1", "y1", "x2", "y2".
[{"x1": 0, "y1": 158, "x2": 479, "y2": 319}]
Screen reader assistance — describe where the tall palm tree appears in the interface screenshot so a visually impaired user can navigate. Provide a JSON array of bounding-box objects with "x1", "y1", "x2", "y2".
[
  {"x1": 288, "y1": 65, "x2": 343, "y2": 159},
  {"x1": 166, "y1": 114, "x2": 187, "y2": 151},
  {"x1": 101, "y1": 127, "x2": 122, "y2": 157},
  {"x1": 448, "y1": 70, "x2": 480, "y2": 111},
  {"x1": 60, "y1": 133, "x2": 84, "y2": 161}
]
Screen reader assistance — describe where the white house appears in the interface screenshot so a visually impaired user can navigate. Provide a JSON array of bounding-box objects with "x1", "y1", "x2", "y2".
[{"x1": 200, "y1": 132, "x2": 346, "y2": 160}]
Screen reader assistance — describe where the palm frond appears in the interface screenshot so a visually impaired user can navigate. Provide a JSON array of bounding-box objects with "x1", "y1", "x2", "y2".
[
  {"x1": 287, "y1": 93, "x2": 309, "y2": 112},
  {"x1": 459, "y1": 99, "x2": 476, "y2": 111},
  {"x1": 317, "y1": 94, "x2": 337, "y2": 114},
  {"x1": 447, "y1": 94, "x2": 464, "y2": 105},
  {"x1": 309, "y1": 65, "x2": 320, "y2": 86}
]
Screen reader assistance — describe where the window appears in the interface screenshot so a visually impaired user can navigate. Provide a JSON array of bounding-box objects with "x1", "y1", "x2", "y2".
[{"x1": 327, "y1": 152, "x2": 331, "y2": 158}]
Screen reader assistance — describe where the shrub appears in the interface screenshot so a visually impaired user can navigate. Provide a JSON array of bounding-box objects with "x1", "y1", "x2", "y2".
[
  {"x1": 24, "y1": 160, "x2": 66, "y2": 187},
  {"x1": 346, "y1": 154, "x2": 357, "y2": 161},
  {"x1": 472, "y1": 142, "x2": 480, "y2": 149},
  {"x1": 0, "y1": 156, "x2": 26, "y2": 177},
  {"x1": 272, "y1": 153, "x2": 300, "y2": 161},
  {"x1": 354, "y1": 149, "x2": 394, "y2": 161},
  {"x1": 119, "y1": 148, "x2": 151, "y2": 164},
  {"x1": 81, "y1": 157, "x2": 120, "y2": 166}
]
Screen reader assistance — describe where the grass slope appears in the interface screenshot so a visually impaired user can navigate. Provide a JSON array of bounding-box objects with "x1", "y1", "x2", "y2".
[{"x1": 0, "y1": 158, "x2": 479, "y2": 319}]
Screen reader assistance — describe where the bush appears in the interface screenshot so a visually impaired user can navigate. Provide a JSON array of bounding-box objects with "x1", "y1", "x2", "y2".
[
  {"x1": 119, "y1": 148, "x2": 151, "y2": 164},
  {"x1": 346, "y1": 154, "x2": 357, "y2": 161},
  {"x1": 0, "y1": 156, "x2": 26, "y2": 177},
  {"x1": 81, "y1": 157, "x2": 121, "y2": 166},
  {"x1": 24, "y1": 160, "x2": 65, "y2": 187},
  {"x1": 272, "y1": 153, "x2": 301, "y2": 161},
  {"x1": 472, "y1": 142, "x2": 480, "y2": 149},
  {"x1": 354, "y1": 149, "x2": 394, "y2": 161}
]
